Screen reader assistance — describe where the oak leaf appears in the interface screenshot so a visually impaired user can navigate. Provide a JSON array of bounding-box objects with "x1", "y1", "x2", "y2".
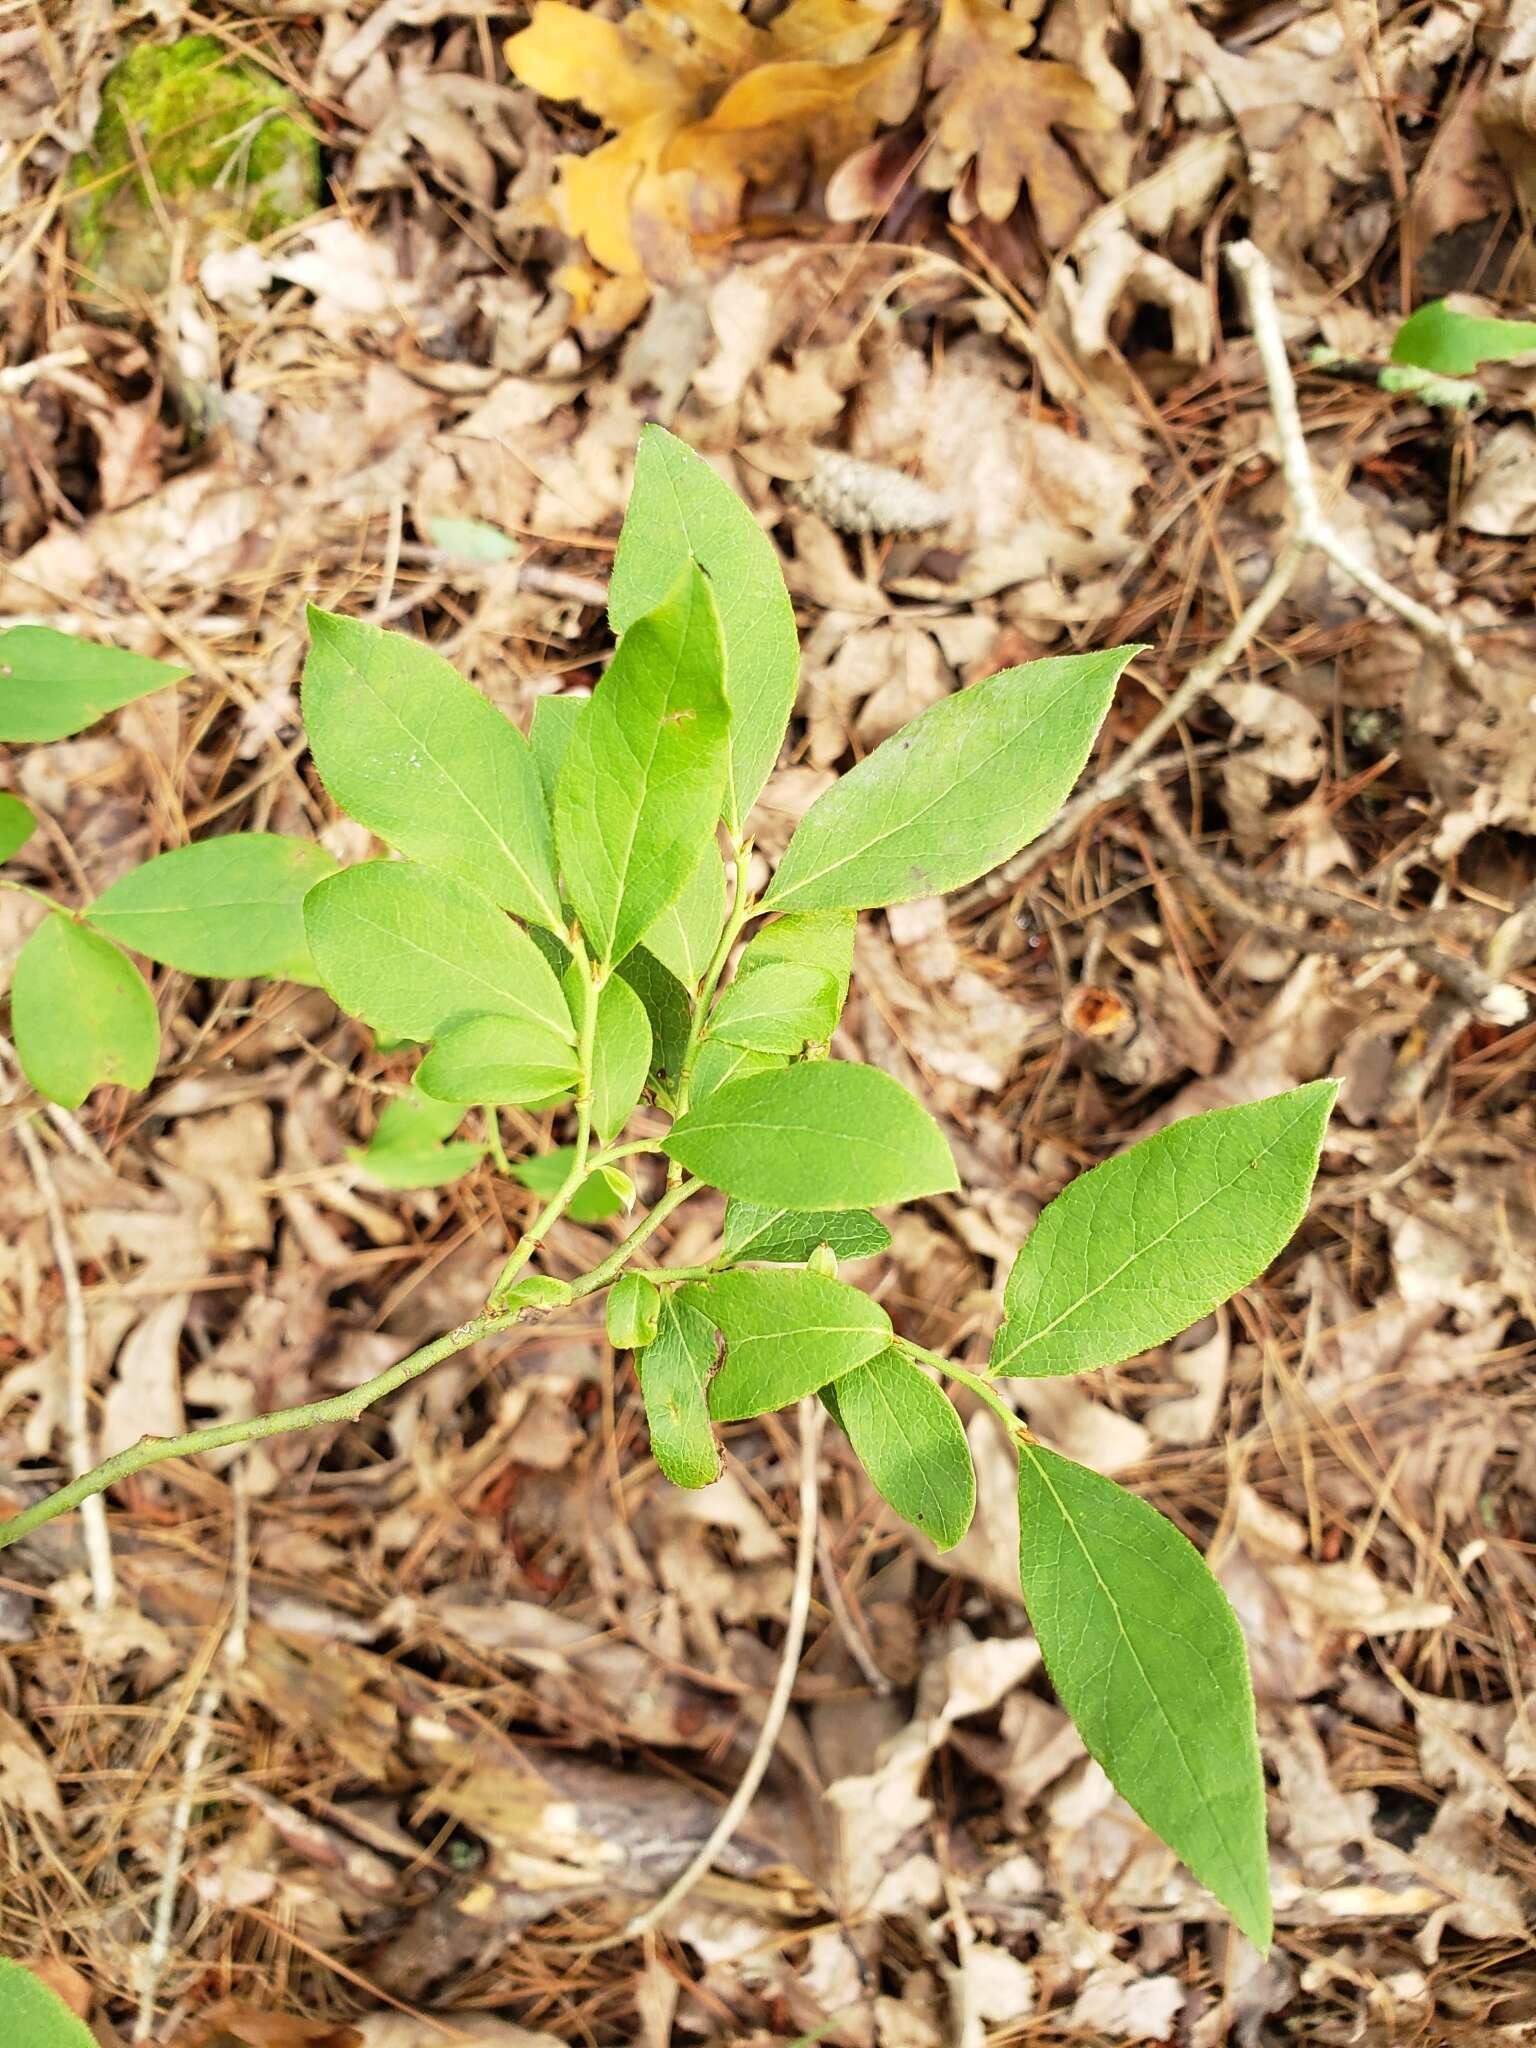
[
  {"x1": 505, "y1": 0, "x2": 921, "y2": 280},
  {"x1": 923, "y1": 0, "x2": 1114, "y2": 247}
]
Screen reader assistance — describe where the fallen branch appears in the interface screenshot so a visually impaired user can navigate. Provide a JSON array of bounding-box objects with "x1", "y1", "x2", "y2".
[
  {"x1": 958, "y1": 238, "x2": 1476, "y2": 918},
  {"x1": 1142, "y1": 781, "x2": 1517, "y2": 1020}
]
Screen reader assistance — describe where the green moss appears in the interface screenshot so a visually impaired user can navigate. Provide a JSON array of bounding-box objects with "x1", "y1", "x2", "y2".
[{"x1": 68, "y1": 35, "x2": 320, "y2": 294}]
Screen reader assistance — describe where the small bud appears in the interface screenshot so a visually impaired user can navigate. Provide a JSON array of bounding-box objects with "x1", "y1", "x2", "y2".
[
  {"x1": 807, "y1": 1243, "x2": 839, "y2": 1279},
  {"x1": 597, "y1": 1165, "x2": 638, "y2": 1212},
  {"x1": 501, "y1": 1274, "x2": 573, "y2": 1314}
]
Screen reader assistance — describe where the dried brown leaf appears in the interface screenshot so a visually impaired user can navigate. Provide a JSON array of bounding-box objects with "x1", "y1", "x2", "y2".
[
  {"x1": 0, "y1": 1706, "x2": 64, "y2": 1825},
  {"x1": 923, "y1": 0, "x2": 1115, "y2": 244}
]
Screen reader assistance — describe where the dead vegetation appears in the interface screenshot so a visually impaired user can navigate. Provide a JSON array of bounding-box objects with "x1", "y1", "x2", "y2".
[{"x1": 2, "y1": 0, "x2": 1535, "y2": 2041}]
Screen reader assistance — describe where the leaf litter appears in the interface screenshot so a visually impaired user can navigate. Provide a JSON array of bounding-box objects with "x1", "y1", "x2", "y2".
[{"x1": 3, "y1": 0, "x2": 1536, "y2": 2041}]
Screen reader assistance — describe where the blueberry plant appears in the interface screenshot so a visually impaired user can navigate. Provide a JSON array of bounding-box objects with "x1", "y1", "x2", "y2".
[{"x1": 0, "y1": 426, "x2": 1336, "y2": 1949}]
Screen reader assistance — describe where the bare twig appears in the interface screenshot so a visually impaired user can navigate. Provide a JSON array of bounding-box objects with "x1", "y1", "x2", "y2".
[
  {"x1": 13, "y1": 1119, "x2": 115, "y2": 1609},
  {"x1": 0, "y1": 348, "x2": 90, "y2": 394},
  {"x1": 1226, "y1": 241, "x2": 1473, "y2": 678},
  {"x1": 958, "y1": 239, "x2": 1476, "y2": 917},
  {"x1": 134, "y1": 1471, "x2": 250, "y2": 2039},
  {"x1": 407, "y1": 542, "x2": 610, "y2": 611},
  {"x1": 1142, "y1": 781, "x2": 1512, "y2": 1017},
  {"x1": 617, "y1": 1395, "x2": 824, "y2": 1945}
]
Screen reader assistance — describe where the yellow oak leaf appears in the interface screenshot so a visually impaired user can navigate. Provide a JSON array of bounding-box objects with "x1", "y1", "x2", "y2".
[
  {"x1": 664, "y1": 38, "x2": 922, "y2": 226},
  {"x1": 506, "y1": 2, "x2": 696, "y2": 128},
  {"x1": 505, "y1": 0, "x2": 920, "y2": 283},
  {"x1": 766, "y1": 0, "x2": 902, "y2": 65},
  {"x1": 925, "y1": 0, "x2": 1115, "y2": 246},
  {"x1": 557, "y1": 110, "x2": 684, "y2": 276}
]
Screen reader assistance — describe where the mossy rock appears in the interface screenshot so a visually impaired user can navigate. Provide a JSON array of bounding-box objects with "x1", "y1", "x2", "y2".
[{"x1": 67, "y1": 34, "x2": 320, "y2": 295}]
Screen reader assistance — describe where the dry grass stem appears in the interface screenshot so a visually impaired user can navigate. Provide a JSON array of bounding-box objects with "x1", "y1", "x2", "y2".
[
  {"x1": 617, "y1": 1396, "x2": 825, "y2": 1947},
  {"x1": 13, "y1": 1118, "x2": 115, "y2": 1611}
]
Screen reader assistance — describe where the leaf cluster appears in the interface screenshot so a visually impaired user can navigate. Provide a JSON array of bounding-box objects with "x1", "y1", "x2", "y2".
[{"x1": 0, "y1": 426, "x2": 1342, "y2": 1950}]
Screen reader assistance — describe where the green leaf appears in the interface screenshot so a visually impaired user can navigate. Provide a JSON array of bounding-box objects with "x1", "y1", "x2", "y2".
[
  {"x1": 0, "y1": 626, "x2": 188, "y2": 743},
  {"x1": 690, "y1": 1038, "x2": 780, "y2": 1104},
  {"x1": 611, "y1": 423, "x2": 799, "y2": 832},
  {"x1": 665, "y1": 1061, "x2": 958, "y2": 1210},
  {"x1": 0, "y1": 1958, "x2": 100, "y2": 2048},
  {"x1": 11, "y1": 914, "x2": 159, "y2": 1107},
  {"x1": 512, "y1": 1146, "x2": 632, "y2": 1222},
  {"x1": 426, "y1": 513, "x2": 518, "y2": 563},
  {"x1": 688, "y1": 1266, "x2": 891, "y2": 1420},
  {"x1": 0, "y1": 793, "x2": 37, "y2": 862},
  {"x1": 529, "y1": 694, "x2": 586, "y2": 812},
  {"x1": 86, "y1": 834, "x2": 337, "y2": 980},
  {"x1": 762, "y1": 647, "x2": 1141, "y2": 914},
  {"x1": 616, "y1": 945, "x2": 692, "y2": 1109},
  {"x1": 302, "y1": 607, "x2": 562, "y2": 929},
  {"x1": 722, "y1": 1201, "x2": 891, "y2": 1264},
  {"x1": 1391, "y1": 299, "x2": 1536, "y2": 376},
  {"x1": 708, "y1": 962, "x2": 839, "y2": 1053},
  {"x1": 739, "y1": 908, "x2": 855, "y2": 1012},
  {"x1": 830, "y1": 1347, "x2": 975, "y2": 1550},
  {"x1": 1016, "y1": 1444, "x2": 1270, "y2": 1948},
  {"x1": 303, "y1": 860, "x2": 574, "y2": 1048},
  {"x1": 640, "y1": 839, "x2": 727, "y2": 989},
  {"x1": 585, "y1": 970, "x2": 652, "y2": 1140},
  {"x1": 349, "y1": 1084, "x2": 486, "y2": 1188},
  {"x1": 416, "y1": 1013, "x2": 581, "y2": 1105},
  {"x1": 607, "y1": 1270, "x2": 661, "y2": 1349},
  {"x1": 556, "y1": 562, "x2": 730, "y2": 966},
  {"x1": 992, "y1": 1082, "x2": 1337, "y2": 1378},
  {"x1": 637, "y1": 1292, "x2": 721, "y2": 1487}
]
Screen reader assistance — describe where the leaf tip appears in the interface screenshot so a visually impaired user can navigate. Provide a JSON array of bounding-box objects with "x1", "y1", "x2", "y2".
[{"x1": 1295, "y1": 1072, "x2": 1342, "y2": 1130}]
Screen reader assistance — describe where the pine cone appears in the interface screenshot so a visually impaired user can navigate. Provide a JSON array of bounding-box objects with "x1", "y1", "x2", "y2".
[{"x1": 788, "y1": 452, "x2": 951, "y2": 536}]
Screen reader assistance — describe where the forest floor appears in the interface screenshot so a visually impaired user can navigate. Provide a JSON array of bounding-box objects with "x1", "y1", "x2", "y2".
[{"x1": 2, "y1": 1, "x2": 1535, "y2": 2043}]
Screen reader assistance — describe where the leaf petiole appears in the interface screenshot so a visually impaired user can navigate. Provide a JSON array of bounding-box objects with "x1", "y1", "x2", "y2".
[
  {"x1": 483, "y1": 1106, "x2": 513, "y2": 1176},
  {"x1": 901, "y1": 1340, "x2": 1035, "y2": 1445},
  {"x1": 670, "y1": 837, "x2": 756, "y2": 1130},
  {"x1": 0, "y1": 876, "x2": 71, "y2": 915},
  {"x1": 489, "y1": 937, "x2": 603, "y2": 1305}
]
